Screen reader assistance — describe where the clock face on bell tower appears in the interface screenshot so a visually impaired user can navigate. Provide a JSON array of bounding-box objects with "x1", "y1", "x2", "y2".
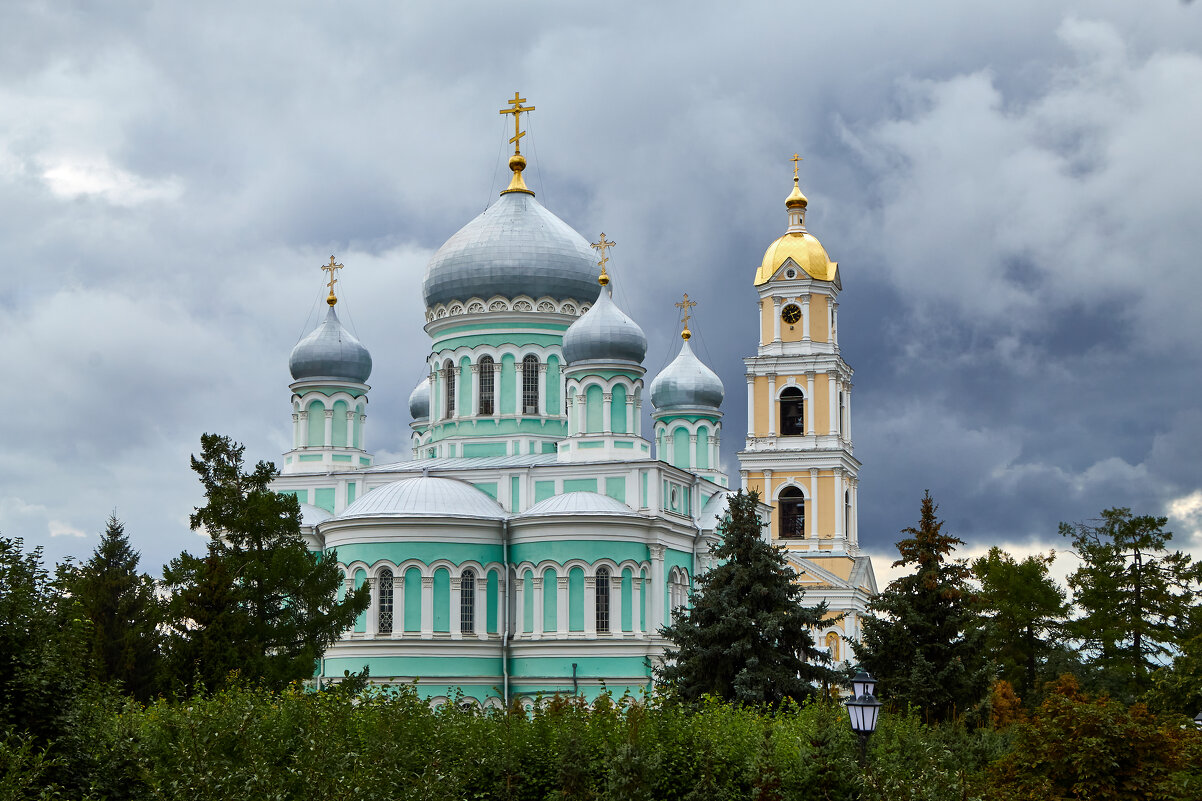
[{"x1": 781, "y1": 304, "x2": 801, "y2": 324}]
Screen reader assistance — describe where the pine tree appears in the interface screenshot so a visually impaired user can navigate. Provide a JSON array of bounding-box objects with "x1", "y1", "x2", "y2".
[
  {"x1": 658, "y1": 490, "x2": 836, "y2": 706},
  {"x1": 853, "y1": 491, "x2": 989, "y2": 721},
  {"x1": 68, "y1": 513, "x2": 163, "y2": 701},
  {"x1": 162, "y1": 433, "x2": 369, "y2": 692}
]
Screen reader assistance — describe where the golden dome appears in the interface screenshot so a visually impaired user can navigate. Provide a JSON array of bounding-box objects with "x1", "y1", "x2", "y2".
[
  {"x1": 785, "y1": 179, "x2": 808, "y2": 209},
  {"x1": 755, "y1": 232, "x2": 837, "y2": 284}
]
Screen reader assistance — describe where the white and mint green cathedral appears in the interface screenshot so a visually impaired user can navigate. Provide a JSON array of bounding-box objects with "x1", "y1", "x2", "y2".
[{"x1": 270, "y1": 98, "x2": 875, "y2": 706}]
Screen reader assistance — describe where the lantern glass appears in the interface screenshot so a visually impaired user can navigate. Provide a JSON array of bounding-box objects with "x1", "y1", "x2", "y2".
[
  {"x1": 851, "y1": 671, "x2": 876, "y2": 699},
  {"x1": 846, "y1": 694, "x2": 881, "y2": 735},
  {"x1": 1194, "y1": 711, "x2": 1202, "y2": 729}
]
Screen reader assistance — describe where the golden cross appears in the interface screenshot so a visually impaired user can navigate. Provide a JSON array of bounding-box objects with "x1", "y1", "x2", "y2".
[
  {"x1": 675, "y1": 293, "x2": 697, "y2": 330},
  {"x1": 499, "y1": 91, "x2": 535, "y2": 155},
  {"x1": 321, "y1": 255, "x2": 343, "y2": 306},
  {"x1": 591, "y1": 233, "x2": 615, "y2": 268},
  {"x1": 791, "y1": 153, "x2": 803, "y2": 180}
]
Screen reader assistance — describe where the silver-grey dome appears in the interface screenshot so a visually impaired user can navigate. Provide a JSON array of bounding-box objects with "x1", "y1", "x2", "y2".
[
  {"x1": 298, "y1": 502, "x2": 334, "y2": 528},
  {"x1": 649, "y1": 339, "x2": 724, "y2": 411},
  {"x1": 338, "y1": 476, "x2": 507, "y2": 520},
  {"x1": 519, "y1": 491, "x2": 634, "y2": 517},
  {"x1": 408, "y1": 377, "x2": 430, "y2": 421},
  {"x1": 289, "y1": 306, "x2": 372, "y2": 383},
  {"x1": 562, "y1": 286, "x2": 647, "y2": 365},
  {"x1": 422, "y1": 191, "x2": 599, "y2": 308}
]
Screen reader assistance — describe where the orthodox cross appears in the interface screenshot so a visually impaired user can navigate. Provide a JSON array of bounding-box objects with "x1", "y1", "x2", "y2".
[
  {"x1": 791, "y1": 153, "x2": 803, "y2": 180},
  {"x1": 322, "y1": 255, "x2": 343, "y2": 306},
  {"x1": 675, "y1": 293, "x2": 697, "y2": 336},
  {"x1": 499, "y1": 92, "x2": 535, "y2": 155},
  {"x1": 591, "y1": 233, "x2": 615, "y2": 284}
]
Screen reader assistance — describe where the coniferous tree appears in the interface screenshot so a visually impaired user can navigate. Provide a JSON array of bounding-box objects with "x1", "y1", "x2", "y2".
[
  {"x1": 658, "y1": 490, "x2": 836, "y2": 706},
  {"x1": 67, "y1": 513, "x2": 163, "y2": 701},
  {"x1": 854, "y1": 491, "x2": 989, "y2": 722},
  {"x1": 1062, "y1": 507, "x2": 1202, "y2": 701},
  {"x1": 163, "y1": 433, "x2": 369, "y2": 692},
  {"x1": 972, "y1": 546, "x2": 1068, "y2": 703}
]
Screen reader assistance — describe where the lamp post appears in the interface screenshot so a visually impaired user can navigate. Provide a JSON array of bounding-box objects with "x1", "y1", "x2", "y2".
[
  {"x1": 1193, "y1": 711, "x2": 1202, "y2": 729},
  {"x1": 846, "y1": 670, "x2": 882, "y2": 765}
]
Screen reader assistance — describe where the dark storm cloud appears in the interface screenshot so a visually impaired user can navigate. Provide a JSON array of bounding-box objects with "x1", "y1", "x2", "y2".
[{"x1": 2, "y1": 0, "x2": 1200, "y2": 573}]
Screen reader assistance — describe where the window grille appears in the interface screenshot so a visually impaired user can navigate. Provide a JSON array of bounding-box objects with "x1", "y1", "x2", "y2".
[
  {"x1": 445, "y1": 361, "x2": 456, "y2": 416},
  {"x1": 596, "y1": 567, "x2": 610, "y2": 633},
  {"x1": 522, "y1": 355, "x2": 539, "y2": 414},
  {"x1": 780, "y1": 387, "x2": 805, "y2": 435},
  {"x1": 779, "y1": 487, "x2": 805, "y2": 538},
  {"x1": 460, "y1": 569, "x2": 476, "y2": 634},
  {"x1": 378, "y1": 569, "x2": 394, "y2": 634},
  {"x1": 478, "y1": 356, "x2": 495, "y2": 415}
]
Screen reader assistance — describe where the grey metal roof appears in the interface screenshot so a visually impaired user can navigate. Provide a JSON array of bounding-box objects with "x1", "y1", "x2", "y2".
[
  {"x1": 337, "y1": 476, "x2": 507, "y2": 520},
  {"x1": 299, "y1": 502, "x2": 334, "y2": 527},
  {"x1": 408, "y1": 377, "x2": 430, "y2": 421},
  {"x1": 519, "y1": 491, "x2": 635, "y2": 517},
  {"x1": 562, "y1": 285, "x2": 647, "y2": 365},
  {"x1": 649, "y1": 339, "x2": 724, "y2": 411},
  {"x1": 289, "y1": 306, "x2": 373, "y2": 383},
  {"x1": 422, "y1": 191, "x2": 600, "y2": 307},
  {"x1": 699, "y1": 490, "x2": 731, "y2": 531}
]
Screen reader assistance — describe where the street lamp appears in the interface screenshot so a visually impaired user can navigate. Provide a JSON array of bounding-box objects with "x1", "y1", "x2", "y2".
[
  {"x1": 1193, "y1": 711, "x2": 1202, "y2": 729},
  {"x1": 846, "y1": 670, "x2": 882, "y2": 764}
]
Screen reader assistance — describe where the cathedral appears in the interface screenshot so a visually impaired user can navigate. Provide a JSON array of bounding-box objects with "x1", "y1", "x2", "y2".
[{"x1": 270, "y1": 95, "x2": 876, "y2": 706}]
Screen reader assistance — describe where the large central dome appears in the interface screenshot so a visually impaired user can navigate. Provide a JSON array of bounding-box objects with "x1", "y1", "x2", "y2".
[{"x1": 422, "y1": 191, "x2": 599, "y2": 308}]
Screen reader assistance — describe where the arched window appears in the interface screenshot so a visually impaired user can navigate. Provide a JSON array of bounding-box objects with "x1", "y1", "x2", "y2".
[
  {"x1": 478, "y1": 356, "x2": 495, "y2": 415},
  {"x1": 596, "y1": 567, "x2": 611, "y2": 633},
  {"x1": 779, "y1": 486, "x2": 805, "y2": 538},
  {"x1": 377, "y1": 568, "x2": 394, "y2": 634},
  {"x1": 522, "y1": 354, "x2": 540, "y2": 414},
  {"x1": 444, "y1": 360, "x2": 456, "y2": 417},
  {"x1": 826, "y1": 631, "x2": 840, "y2": 662},
  {"x1": 460, "y1": 569, "x2": 476, "y2": 634},
  {"x1": 780, "y1": 387, "x2": 805, "y2": 435}
]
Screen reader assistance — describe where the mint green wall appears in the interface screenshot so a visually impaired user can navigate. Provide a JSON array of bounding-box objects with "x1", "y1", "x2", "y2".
[
  {"x1": 621, "y1": 568, "x2": 633, "y2": 632},
  {"x1": 332, "y1": 400, "x2": 349, "y2": 446},
  {"x1": 586, "y1": 385, "x2": 603, "y2": 433},
  {"x1": 611, "y1": 385, "x2": 627, "y2": 433},
  {"x1": 472, "y1": 482, "x2": 498, "y2": 499},
  {"x1": 404, "y1": 567, "x2": 421, "y2": 632},
  {"x1": 464, "y1": 442, "x2": 507, "y2": 457},
  {"x1": 432, "y1": 327, "x2": 566, "y2": 351},
  {"x1": 543, "y1": 567, "x2": 557, "y2": 631},
  {"x1": 353, "y1": 405, "x2": 362, "y2": 448},
  {"x1": 307, "y1": 399, "x2": 326, "y2": 446},
  {"x1": 347, "y1": 483, "x2": 357, "y2": 505},
  {"x1": 428, "y1": 416, "x2": 567, "y2": 443},
  {"x1": 568, "y1": 567, "x2": 584, "y2": 631},
  {"x1": 509, "y1": 540, "x2": 647, "y2": 566},
  {"x1": 353, "y1": 569, "x2": 367, "y2": 633},
  {"x1": 279, "y1": 489, "x2": 308, "y2": 504},
  {"x1": 605, "y1": 476, "x2": 626, "y2": 504},
  {"x1": 315, "y1": 488, "x2": 335, "y2": 514},
  {"x1": 697, "y1": 426, "x2": 710, "y2": 469},
  {"x1": 546, "y1": 355, "x2": 561, "y2": 415},
  {"x1": 510, "y1": 476, "x2": 521, "y2": 513},
  {"x1": 534, "y1": 481, "x2": 554, "y2": 504},
  {"x1": 433, "y1": 568, "x2": 450, "y2": 633},
  {"x1": 334, "y1": 542, "x2": 503, "y2": 567},
  {"x1": 486, "y1": 570, "x2": 499, "y2": 633},
  {"x1": 499, "y1": 354, "x2": 516, "y2": 415},
  {"x1": 457, "y1": 357, "x2": 471, "y2": 415},
  {"x1": 522, "y1": 570, "x2": 534, "y2": 631},
  {"x1": 673, "y1": 427, "x2": 691, "y2": 469},
  {"x1": 641, "y1": 472, "x2": 648, "y2": 508},
  {"x1": 325, "y1": 656, "x2": 501, "y2": 680},
  {"x1": 563, "y1": 478, "x2": 597, "y2": 494}
]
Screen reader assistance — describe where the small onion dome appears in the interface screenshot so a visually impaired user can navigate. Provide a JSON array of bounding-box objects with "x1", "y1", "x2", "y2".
[
  {"x1": 408, "y1": 377, "x2": 430, "y2": 421},
  {"x1": 562, "y1": 285, "x2": 647, "y2": 365},
  {"x1": 649, "y1": 338, "x2": 724, "y2": 411},
  {"x1": 289, "y1": 306, "x2": 373, "y2": 383},
  {"x1": 755, "y1": 232, "x2": 837, "y2": 284},
  {"x1": 422, "y1": 191, "x2": 599, "y2": 308},
  {"x1": 785, "y1": 179, "x2": 808, "y2": 209},
  {"x1": 519, "y1": 491, "x2": 633, "y2": 517},
  {"x1": 337, "y1": 476, "x2": 507, "y2": 521}
]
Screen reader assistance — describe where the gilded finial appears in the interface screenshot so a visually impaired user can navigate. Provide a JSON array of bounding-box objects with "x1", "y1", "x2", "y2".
[
  {"x1": 321, "y1": 255, "x2": 344, "y2": 306},
  {"x1": 675, "y1": 293, "x2": 697, "y2": 340},
  {"x1": 499, "y1": 92, "x2": 536, "y2": 196},
  {"x1": 786, "y1": 153, "x2": 808, "y2": 210},
  {"x1": 591, "y1": 233, "x2": 615, "y2": 286}
]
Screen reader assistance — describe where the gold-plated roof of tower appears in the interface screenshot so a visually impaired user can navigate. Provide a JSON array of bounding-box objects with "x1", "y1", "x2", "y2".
[
  {"x1": 675, "y1": 293, "x2": 696, "y2": 340},
  {"x1": 786, "y1": 153, "x2": 808, "y2": 209},
  {"x1": 322, "y1": 255, "x2": 343, "y2": 306},
  {"x1": 591, "y1": 233, "x2": 615, "y2": 286},
  {"x1": 754, "y1": 157, "x2": 836, "y2": 284},
  {"x1": 499, "y1": 92, "x2": 536, "y2": 196}
]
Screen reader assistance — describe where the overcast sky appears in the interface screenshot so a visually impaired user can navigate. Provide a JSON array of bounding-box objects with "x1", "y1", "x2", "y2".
[{"x1": 3, "y1": 0, "x2": 1201, "y2": 582}]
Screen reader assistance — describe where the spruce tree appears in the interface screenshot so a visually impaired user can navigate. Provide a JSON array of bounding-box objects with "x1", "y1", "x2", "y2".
[
  {"x1": 163, "y1": 433, "x2": 369, "y2": 692},
  {"x1": 658, "y1": 490, "x2": 836, "y2": 706},
  {"x1": 68, "y1": 513, "x2": 163, "y2": 701},
  {"x1": 853, "y1": 491, "x2": 989, "y2": 721}
]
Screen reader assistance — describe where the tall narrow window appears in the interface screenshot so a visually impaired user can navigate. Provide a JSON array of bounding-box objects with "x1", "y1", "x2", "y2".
[
  {"x1": 378, "y1": 569, "x2": 394, "y2": 635},
  {"x1": 444, "y1": 360, "x2": 456, "y2": 417},
  {"x1": 460, "y1": 569, "x2": 476, "y2": 634},
  {"x1": 478, "y1": 356, "x2": 495, "y2": 415},
  {"x1": 522, "y1": 355, "x2": 540, "y2": 414},
  {"x1": 780, "y1": 387, "x2": 805, "y2": 435},
  {"x1": 844, "y1": 490, "x2": 852, "y2": 539},
  {"x1": 778, "y1": 486, "x2": 805, "y2": 538},
  {"x1": 596, "y1": 567, "x2": 611, "y2": 633}
]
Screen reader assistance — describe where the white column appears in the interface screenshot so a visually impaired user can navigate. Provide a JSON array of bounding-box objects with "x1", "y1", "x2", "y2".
[
  {"x1": 802, "y1": 297, "x2": 811, "y2": 341},
  {"x1": 805, "y1": 372, "x2": 815, "y2": 436},
  {"x1": 664, "y1": 428, "x2": 674, "y2": 465},
  {"x1": 828, "y1": 372, "x2": 838, "y2": 435},
  {"x1": 834, "y1": 470, "x2": 844, "y2": 540},
  {"x1": 470, "y1": 364, "x2": 480, "y2": 417},
  {"x1": 538, "y1": 363, "x2": 548, "y2": 416},
  {"x1": 745, "y1": 374, "x2": 755, "y2": 438},
  {"x1": 649, "y1": 544, "x2": 666, "y2": 635},
  {"x1": 366, "y1": 577, "x2": 377, "y2": 637},
  {"x1": 428, "y1": 373, "x2": 439, "y2": 423},
  {"x1": 625, "y1": 397, "x2": 635, "y2": 436},
  {"x1": 712, "y1": 430, "x2": 720, "y2": 467},
  {"x1": 298, "y1": 410, "x2": 309, "y2": 447},
  {"x1": 475, "y1": 575, "x2": 487, "y2": 639},
  {"x1": 584, "y1": 576, "x2": 597, "y2": 637},
  {"x1": 394, "y1": 574, "x2": 405, "y2": 638},
  {"x1": 845, "y1": 381, "x2": 852, "y2": 443},
  {"x1": 449, "y1": 578, "x2": 462, "y2": 640},
  {"x1": 420, "y1": 576, "x2": 434, "y2": 639},
  {"x1": 556, "y1": 576, "x2": 569, "y2": 637},
  {"x1": 739, "y1": 469, "x2": 749, "y2": 491},
  {"x1": 291, "y1": 413, "x2": 300, "y2": 448},
  {"x1": 345, "y1": 411, "x2": 355, "y2": 447},
  {"x1": 767, "y1": 374, "x2": 777, "y2": 437},
  {"x1": 532, "y1": 577, "x2": 544, "y2": 640},
  {"x1": 632, "y1": 577, "x2": 644, "y2": 636},
  {"x1": 493, "y1": 364, "x2": 502, "y2": 421},
  {"x1": 763, "y1": 469, "x2": 773, "y2": 504},
  {"x1": 831, "y1": 302, "x2": 839, "y2": 347},
  {"x1": 359, "y1": 414, "x2": 367, "y2": 454},
  {"x1": 612, "y1": 577, "x2": 623, "y2": 635},
  {"x1": 689, "y1": 434, "x2": 699, "y2": 466},
  {"x1": 514, "y1": 575, "x2": 526, "y2": 636},
  {"x1": 602, "y1": 392, "x2": 612, "y2": 433},
  {"x1": 342, "y1": 577, "x2": 354, "y2": 639},
  {"x1": 565, "y1": 395, "x2": 575, "y2": 435},
  {"x1": 772, "y1": 297, "x2": 782, "y2": 342},
  {"x1": 323, "y1": 410, "x2": 334, "y2": 447},
  {"x1": 809, "y1": 469, "x2": 819, "y2": 539},
  {"x1": 454, "y1": 365, "x2": 464, "y2": 420},
  {"x1": 577, "y1": 390, "x2": 587, "y2": 433},
  {"x1": 634, "y1": 393, "x2": 643, "y2": 436}
]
